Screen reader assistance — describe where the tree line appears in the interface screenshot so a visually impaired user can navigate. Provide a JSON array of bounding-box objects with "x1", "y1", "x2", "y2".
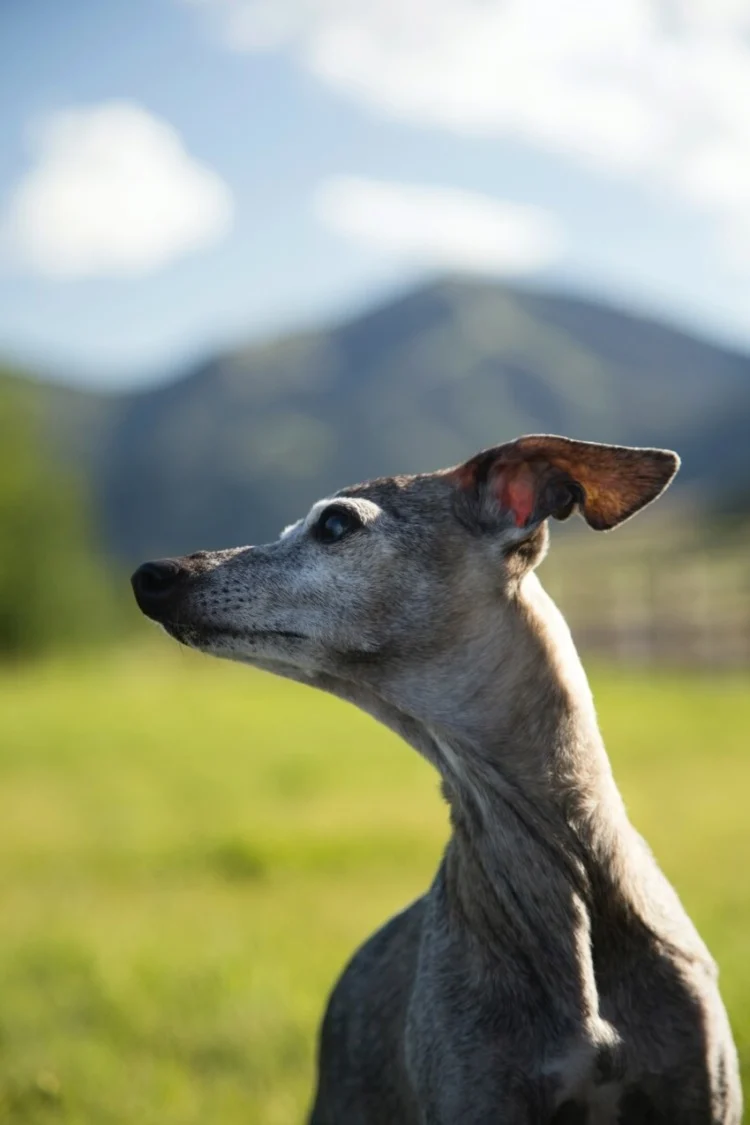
[{"x1": 0, "y1": 372, "x2": 130, "y2": 658}]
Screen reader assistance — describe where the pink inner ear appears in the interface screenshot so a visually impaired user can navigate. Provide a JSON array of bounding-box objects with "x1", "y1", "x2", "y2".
[{"x1": 499, "y1": 467, "x2": 537, "y2": 528}]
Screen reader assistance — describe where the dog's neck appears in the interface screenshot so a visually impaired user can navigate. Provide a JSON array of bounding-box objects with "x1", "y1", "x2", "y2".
[
  {"x1": 416, "y1": 573, "x2": 655, "y2": 1010},
  {"x1": 413, "y1": 571, "x2": 624, "y2": 838}
]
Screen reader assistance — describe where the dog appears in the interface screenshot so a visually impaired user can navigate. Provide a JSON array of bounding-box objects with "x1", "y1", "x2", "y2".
[{"x1": 132, "y1": 434, "x2": 742, "y2": 1124}]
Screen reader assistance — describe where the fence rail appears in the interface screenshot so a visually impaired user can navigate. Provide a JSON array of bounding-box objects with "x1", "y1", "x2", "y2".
[{"x1": 543, "y1": 535, "x2": 750, "y2": 668}]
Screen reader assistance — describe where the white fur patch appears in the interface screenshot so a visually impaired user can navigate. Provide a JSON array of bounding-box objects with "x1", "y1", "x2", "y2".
[
  {"x1": 280, "y1": 518, "x2": 303, "y2": 540},
  {"x1": 304, "y1": 495, "x2": 382, "y2": 530}
]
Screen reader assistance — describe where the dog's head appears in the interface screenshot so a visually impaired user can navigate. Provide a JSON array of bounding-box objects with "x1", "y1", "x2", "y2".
[{"x1": 132, "y1": 435, "x2": 678, "y2": 705}]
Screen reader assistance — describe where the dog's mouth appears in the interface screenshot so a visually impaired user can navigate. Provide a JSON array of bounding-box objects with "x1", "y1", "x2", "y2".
[{"x1": 161, "y1": 619, "x2": 306, "y2": 648}]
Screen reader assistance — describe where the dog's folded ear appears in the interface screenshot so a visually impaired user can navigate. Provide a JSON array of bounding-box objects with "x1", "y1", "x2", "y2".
[{"x1": 451, "y1": 434, "x2": 680, "y2": 533}]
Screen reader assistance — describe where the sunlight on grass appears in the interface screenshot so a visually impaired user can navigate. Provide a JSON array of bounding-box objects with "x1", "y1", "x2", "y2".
[{"x1": 0, "y1": 645, "x2": 747, "y2": 1122}]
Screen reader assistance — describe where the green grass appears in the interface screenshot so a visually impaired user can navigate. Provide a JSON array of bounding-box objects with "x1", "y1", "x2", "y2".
[{"x1": 0, "y1": 645, "x2": 748, "y2": 1122}]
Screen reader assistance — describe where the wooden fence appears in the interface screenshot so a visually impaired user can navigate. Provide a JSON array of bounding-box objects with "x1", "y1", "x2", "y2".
[{"x1": 542, "y1": 533, "x2": 750, "y2": 668}]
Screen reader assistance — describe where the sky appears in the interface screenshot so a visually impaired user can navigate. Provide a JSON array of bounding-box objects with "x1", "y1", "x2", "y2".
[{"x1": 3, "y1": 0, "x2": 750, "y2": 389}]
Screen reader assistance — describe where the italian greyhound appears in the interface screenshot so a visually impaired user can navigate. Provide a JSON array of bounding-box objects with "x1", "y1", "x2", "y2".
[{"x1": 132, "y1": 434, "x2": 742, "y2": 1124}]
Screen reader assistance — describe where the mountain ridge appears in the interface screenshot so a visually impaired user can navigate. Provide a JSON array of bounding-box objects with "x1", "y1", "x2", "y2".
[{"x1": 7, "y1": 275, "x2": 750, "y2": 561}]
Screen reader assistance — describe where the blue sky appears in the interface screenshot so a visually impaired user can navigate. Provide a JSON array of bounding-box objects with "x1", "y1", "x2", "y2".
[{"x1": 2, "y1": 0, "x2": 750, "y2": 389}]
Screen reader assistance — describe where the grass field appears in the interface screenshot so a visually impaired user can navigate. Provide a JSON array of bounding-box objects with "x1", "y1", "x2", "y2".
[{"x1": 0, "y1": 644, "x2": 748, "y2": 1123}]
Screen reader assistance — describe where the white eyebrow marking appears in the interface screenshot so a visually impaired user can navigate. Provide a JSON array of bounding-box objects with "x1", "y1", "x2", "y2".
[
  {"x1": 305, "y1": 496, "x2": 337, "y2": 528},
  {"x1": 280, "y1": 497, "x2": 384, "y2": 542},
  {"x1": 304, "y1": 496, "x2": 382, "y2": 529}
]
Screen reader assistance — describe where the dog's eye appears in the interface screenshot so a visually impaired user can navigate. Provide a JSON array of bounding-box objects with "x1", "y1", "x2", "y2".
[{"x1": 316, "y1": 506, "x2": 361, "y2": 544}]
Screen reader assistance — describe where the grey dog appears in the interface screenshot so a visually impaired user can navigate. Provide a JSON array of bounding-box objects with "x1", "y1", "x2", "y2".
[{"x1": 132, "y1": 434, "x2": 742, "y2": 1124}]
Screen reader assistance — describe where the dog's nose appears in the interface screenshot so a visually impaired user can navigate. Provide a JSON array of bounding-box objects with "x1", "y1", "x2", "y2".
[{"x1": 131, "y1": 558, "x2": 187, "y2": 618}]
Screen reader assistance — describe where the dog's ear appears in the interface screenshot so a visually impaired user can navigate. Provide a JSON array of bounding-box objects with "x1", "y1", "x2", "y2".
[{"x1": 451, "y1": 434, "x2": 680, "y2": 533}]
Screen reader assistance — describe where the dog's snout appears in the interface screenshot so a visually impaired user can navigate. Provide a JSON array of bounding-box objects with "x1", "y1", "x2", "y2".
[{"x1": 131, "y1": 558, "x2": 188, "y2": 619}]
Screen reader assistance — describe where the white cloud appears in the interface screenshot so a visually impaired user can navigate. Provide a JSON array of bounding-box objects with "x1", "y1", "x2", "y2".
[
  {"x1": 314, "y1": 177, "x2": 564, "y2": 274},
  {"x1": 2, "y1": 101, "x2": 233, "y2": 278},
  {"x1": 182, "y1": 0, "x2": 750, "y2": 268}
]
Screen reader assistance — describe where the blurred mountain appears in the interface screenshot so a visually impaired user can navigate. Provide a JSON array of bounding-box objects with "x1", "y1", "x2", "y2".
[{"x1": 13, "y1": 277, "x2": 750, "y2": 561}]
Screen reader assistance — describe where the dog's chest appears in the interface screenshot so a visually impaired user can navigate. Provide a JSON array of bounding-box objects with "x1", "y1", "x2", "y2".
[
  {"x1": 551, "y1": 1091, "x2": 664, "y2": 1125},
  {"x1": 548, "y1": 1040, "x2": 666, "y2": 1125},
  {"x1": 546, "y1": 1038, "x2": 624, "y2": 1125},
  {"x1": 550, "y1": 1092, "x2": 619, "y2": 1125}
]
